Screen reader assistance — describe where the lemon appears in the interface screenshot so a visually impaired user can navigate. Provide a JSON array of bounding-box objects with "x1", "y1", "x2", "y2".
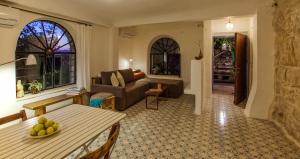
[
  {"x1": 38, "y1": 117, "x2": 47, "y2": 124},
  {"x1": 45, "y1": 120, "x2": 54, "y2": 128},
  {"x1": 33, "y1": 124, "x2": 44, "y2": 132},
  {"x1": 30, "y1": 128, "x2": 37, "y2": 136},
  {"x1": 38, "y1": 130, "x2": 46, "y2": 136},
  {"x1": 47, "y1": 127, "x2": 55, "y2": 135},
  {"x1": 52, "y1": 123, "x2": 59, "y2": 131}
]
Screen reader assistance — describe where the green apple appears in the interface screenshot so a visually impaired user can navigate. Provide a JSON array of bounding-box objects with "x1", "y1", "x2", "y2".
[
  {"x1": 38, "y1": 117, "x2": 47, "y2": 124},
  {"x1": 52, "y1": 123, "x2": 59, "y2": 131},
  {"x1": 33, "y1": 124, "x2": 44, "y2": 132},
  {"x1": 46, "y1": 127, "x2": 55, "y2": 135},
  {"x1": 45, "y1": 120, "x2": 54, "y2": 128},
  {"x1": 38, "y1": 130, "x2": 46, "y2": 136},
  {"x1": 30, "y1": 128, "x2": 37, "y2": 136}
]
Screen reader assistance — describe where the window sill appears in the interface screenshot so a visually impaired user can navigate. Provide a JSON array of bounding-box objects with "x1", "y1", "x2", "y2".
[
  {"x1": 16, "y1": 84, "x2": 76, "y2": 102},
  {"x1": 147, "y1": 75, "x2": 182, "y2": 80}
]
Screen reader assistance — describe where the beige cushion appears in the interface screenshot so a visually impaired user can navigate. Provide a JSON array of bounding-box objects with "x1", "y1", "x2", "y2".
[
  {"x1": 91, "y1": 92, "x2": 113, "y2": 100},
  {"x1": 117, "y1": 71, "x2": 126, "y2": 87},
  {"x1": 110, "y1": 73, "x2": 119, "y2": 87}
]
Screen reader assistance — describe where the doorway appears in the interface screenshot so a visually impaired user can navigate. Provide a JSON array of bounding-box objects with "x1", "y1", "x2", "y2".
[{"x1": 212, "y1": 33, "x2": 248, "y2": 106}]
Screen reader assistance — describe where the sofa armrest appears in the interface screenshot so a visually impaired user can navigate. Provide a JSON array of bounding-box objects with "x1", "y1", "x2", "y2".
[
  {"x1": 91, "y1": 84, "x2": 125, "y2": 98},
  {"x1": 91, "y1": 77, "x2": 102, "y2": 85}
]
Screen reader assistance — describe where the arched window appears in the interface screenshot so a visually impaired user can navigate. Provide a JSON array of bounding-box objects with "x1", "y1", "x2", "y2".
[
  {"x1": 16, "y1": 20, "x2": 76, "y2": 93},
  {"x1": 150, "y1": 37, "x2": 180, "y2": 76}
]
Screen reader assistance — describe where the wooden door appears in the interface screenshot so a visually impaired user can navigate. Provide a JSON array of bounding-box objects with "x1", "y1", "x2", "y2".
[{"x1": 234, "y1": 33, "x2": 247, "y2": 105}]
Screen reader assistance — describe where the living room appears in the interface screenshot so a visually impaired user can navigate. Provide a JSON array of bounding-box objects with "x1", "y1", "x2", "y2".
[{"x1": 1, "y1": 0, "x2": 300, "y2": 158}]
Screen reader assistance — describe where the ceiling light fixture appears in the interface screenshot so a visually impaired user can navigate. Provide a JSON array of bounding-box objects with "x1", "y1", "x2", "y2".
[{"x1": 226, "y1": 18, "x2": 234, "y2": 31}]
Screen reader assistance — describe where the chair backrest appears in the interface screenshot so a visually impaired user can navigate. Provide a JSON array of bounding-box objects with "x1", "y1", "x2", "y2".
[
  {"x1": 0, "y1": 110, "x2": 27, "y2": 125},
  {"x1": 81, "y1": 123, "x2": 120, "y2": 159}
]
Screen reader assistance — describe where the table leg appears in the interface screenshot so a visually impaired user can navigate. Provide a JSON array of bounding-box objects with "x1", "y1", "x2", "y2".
[
  {"x1": 156, "y1": 96, "x2": 159, "y2": 110},
  {"x1": 73, "y1": 96, "x2": 83, "y2": 105},
  {"x1": 35, "y1": 107, "x2": 46, "y2": 116},
  {"x1": 111, "y1": 96, "x2": 116, "y2": 111},
  {"x1": 145, "y1": 95, "x2": 159, "y2": 110},
  {"x1": 146, "y1": 96, "x2": 148, "y2": 109}
]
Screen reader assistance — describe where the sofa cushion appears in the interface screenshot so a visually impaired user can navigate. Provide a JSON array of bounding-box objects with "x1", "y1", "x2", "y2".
[
  {"x1": 124, "y1": 80, "x2": 149, "y2": 106},
  {"x1": 118, "y1": 69, "x2": 134, "y2": 84},
  {"x1": 117, "y1": 71, "x2": 126, "y2": 87},
  {"x1": 110, "y1": 73, "x2": 119, "y2": 87},
  {"x1": 125, "y1": 80, "x2": 148, "y2": 93},
  {"x1": 148, "y1": 78, "x2": 184, "y2": 98},
  {"x1": 133, "y1": 69, "x2": 141, "y2": 73},
  {"x1": 101, "y1": 71, "x2": 115, "y2": 85}
]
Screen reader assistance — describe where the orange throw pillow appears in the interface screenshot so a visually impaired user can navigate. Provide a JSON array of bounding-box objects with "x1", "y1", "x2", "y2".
[{"x1": 134, "y1": 72, "x2": 146, "y2": 80}]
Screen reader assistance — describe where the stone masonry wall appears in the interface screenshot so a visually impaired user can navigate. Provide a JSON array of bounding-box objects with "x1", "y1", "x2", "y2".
[{"x1": 271, "y1": 0, "x2": 300, "y2": 143}]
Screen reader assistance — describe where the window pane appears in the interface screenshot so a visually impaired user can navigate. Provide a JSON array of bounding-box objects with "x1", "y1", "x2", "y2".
[
  {"x1": 150, "y1": 38, "x2": 180, "y2": 76},
  {"x1": 42, "y1": 21, "x2": 56, "y2": 47},
  {"x1": 16, "y1": 27, "x2": 45, "y2": 52},
  {"x1": 54, "y1": 54, "x2": 76, "y2": 87},
  {"x1": 44, "y1": 55, "x2": 53, "y2": 89},
  {"x1": 53, "y1": 35, "x2": 75, "y2": 52},
  {"x1": 16, "y1": 20, "x2": 76, "y2": 94},
  {"x1": 27, "y1": 21, "x2": 47, "y2": 48},
  {"x1": 55, "y1": 43, "x2": 75, "y2": 53},
  {"x1": 16, "y1": 54, "x2": 44, "y2": 93},
  {"x1": 51, "y1": 26, "x2": 65, "y2": 48}
]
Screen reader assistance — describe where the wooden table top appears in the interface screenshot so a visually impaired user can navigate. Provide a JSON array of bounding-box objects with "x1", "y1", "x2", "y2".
[
  {"x1": 145, "y1": 87, "x2": 167, "y2": 96},
  {"x1": 145, "y1": 89, "x2": 163, "y2": 96},
  {"x1": 0, "y1": 105, "x2": 126, "y2": 159}
]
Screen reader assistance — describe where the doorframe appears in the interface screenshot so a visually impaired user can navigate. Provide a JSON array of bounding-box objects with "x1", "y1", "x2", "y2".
[
  {"x1": 212, "y1": 33, "x2": 236, "y2": 93},
  {"x1": 203, "y1": 30, "x2": 251, "y2": 109}
]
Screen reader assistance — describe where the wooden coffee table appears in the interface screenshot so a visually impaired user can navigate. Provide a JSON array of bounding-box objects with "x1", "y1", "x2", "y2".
[{"x1": 145, "y1": 84, "x2": 167, "y2": 110}]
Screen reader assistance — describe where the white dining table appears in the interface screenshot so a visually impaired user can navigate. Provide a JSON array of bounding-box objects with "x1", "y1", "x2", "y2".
[{"x1": 0, "y1": 104, "x2": 126, "y2": 159}]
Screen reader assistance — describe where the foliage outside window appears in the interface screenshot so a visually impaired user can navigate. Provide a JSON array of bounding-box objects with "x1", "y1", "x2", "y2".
[
  {"x1": 150, "y1": 37, "x2": 181, "y2": 76},
  {"x1": 16, "y1": 20, "x2": 76, "y2": 93}
]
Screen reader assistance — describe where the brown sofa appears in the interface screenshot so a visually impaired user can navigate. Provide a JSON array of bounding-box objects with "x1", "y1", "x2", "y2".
[{"x1": 91, "y1": 69, "x2": 184, "y2": 111}]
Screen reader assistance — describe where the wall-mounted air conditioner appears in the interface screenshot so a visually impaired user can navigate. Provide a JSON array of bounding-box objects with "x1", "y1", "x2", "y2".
[
  {"x1": 119, "y1": 27, "x2": 137, "y2": 38},
  {"x1": 0, "y1": 5, "x2": 20, "y2": 27}
]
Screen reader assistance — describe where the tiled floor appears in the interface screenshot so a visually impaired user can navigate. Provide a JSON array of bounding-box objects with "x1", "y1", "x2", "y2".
[
  {"x1": 68, "y1": 93, "x2": 300, "y2": 159},
  {"x1": 213, "y1": 83, "x2": 234, "y2": 95}
]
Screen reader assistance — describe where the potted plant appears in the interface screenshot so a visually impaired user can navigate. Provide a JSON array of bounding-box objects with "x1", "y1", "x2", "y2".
[
  {"x1": 28, "y1": 80, "x2": 43, "y2": 94},
  {"x1": 152, "y1": 64, "x2": 161, "y2": 74}
]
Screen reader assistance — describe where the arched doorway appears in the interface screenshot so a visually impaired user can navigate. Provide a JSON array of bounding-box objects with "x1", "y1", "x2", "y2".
[{"x1": 149, "y1": 37, "x2": 181, "y2": 76}]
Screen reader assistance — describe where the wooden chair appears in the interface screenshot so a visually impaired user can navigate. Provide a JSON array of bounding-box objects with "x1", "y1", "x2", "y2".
[
  {"x1": 81, "y1": 122, "x2": 120, "y2": 159},
  {"x1": 0, "y1": 110, "x2": 27, "y2": 125}
]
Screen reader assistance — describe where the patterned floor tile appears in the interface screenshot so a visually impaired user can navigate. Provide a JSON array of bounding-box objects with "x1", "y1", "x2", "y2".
[{"x1": 67, "y1": 93, "x2": 300, "y2": 159}]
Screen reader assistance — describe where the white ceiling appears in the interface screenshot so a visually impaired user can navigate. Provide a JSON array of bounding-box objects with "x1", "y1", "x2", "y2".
[{"x1": 7, "y1": 0, "x2": 271, "y2": 26}]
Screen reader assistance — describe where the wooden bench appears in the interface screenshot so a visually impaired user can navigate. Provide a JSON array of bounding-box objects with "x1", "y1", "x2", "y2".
[{"x1": 23, "y1": 93, "x2": 86, "y2": 117}]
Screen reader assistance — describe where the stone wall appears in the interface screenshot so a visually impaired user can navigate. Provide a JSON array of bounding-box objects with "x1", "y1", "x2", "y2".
[{"x1": 271, "y1": 0, "x2": 300, "y2": 144}]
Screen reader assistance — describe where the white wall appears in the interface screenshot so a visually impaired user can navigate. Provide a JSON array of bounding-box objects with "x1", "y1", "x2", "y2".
[
  {"x1": 0, "y1": 11, "x2": 113, "y2": 118},
  {"x1": 202, "y1": 20, "x2": 213, "y2": 112},
  {"x1": 118, "y1": 37, "x2": 133, "y2": 70},
  {"x1": 118, "y1": 21, "x2": 204, "y2": 86},
  {"x1": 211, "y1": 17, "x2": 252, "y2": 34},
  {"x1": 245, "y1": 9, "x2": 275, "y2": 119},
  {"x1": 90, "y1": 25, "x2": 114, "y2": 76}
]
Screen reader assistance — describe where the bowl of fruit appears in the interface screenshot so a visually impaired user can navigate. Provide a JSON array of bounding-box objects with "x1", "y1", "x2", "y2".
[{"x1": 29, "y1": 117, "x2": 61, "y2": 138}]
